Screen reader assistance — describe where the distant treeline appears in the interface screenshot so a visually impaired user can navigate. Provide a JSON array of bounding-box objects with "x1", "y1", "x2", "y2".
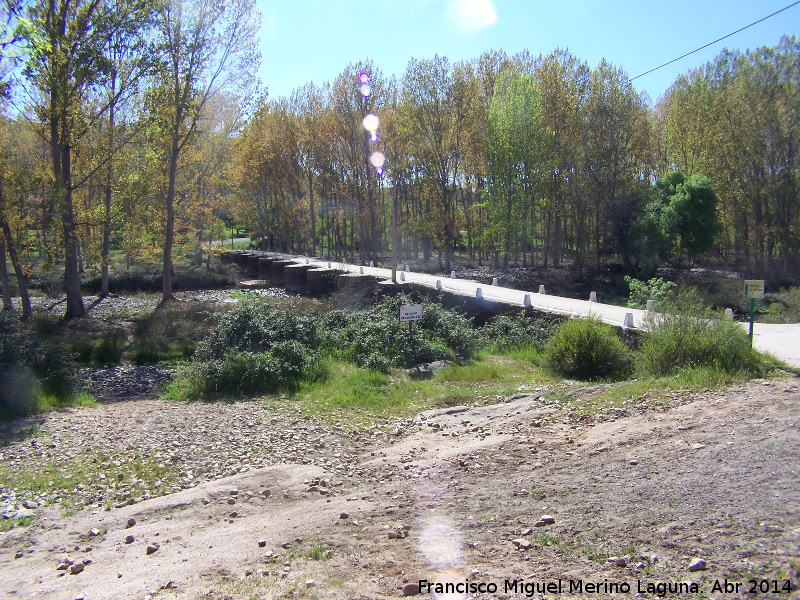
[
  {"x1": 0, "y1": 0, "x2": 797, "y2": 320},
  {"x1": 238, "y1": 39, "x2": 798, "y2": 284}
]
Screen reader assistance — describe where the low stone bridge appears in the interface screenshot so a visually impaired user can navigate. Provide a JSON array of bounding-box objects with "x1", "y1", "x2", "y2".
[{"x1": 223, "y1": 250, "x2": 800, "y2": 368}]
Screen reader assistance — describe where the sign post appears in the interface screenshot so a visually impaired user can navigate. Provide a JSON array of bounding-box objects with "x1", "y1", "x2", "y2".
[
  {"x1": 744, "y1": 280, "x2": 764, "y2": 347},
  {"x1": 399, "y1": 304, "x2": 423, "y2": 342}
]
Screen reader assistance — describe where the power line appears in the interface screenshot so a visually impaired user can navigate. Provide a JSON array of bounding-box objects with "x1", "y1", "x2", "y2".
[{"x1": 631, "y1": 0, "x2": 800, "y2": 81}]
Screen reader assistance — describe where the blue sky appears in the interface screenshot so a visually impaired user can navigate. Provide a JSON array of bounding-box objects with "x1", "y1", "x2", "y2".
[{"x1": 254, "y1": 0, "x2": 799, "y2": 104}]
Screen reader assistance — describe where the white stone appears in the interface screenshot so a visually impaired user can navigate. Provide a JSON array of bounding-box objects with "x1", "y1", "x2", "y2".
[{"x1": 622, "y1": 312, "x2": 635, "y2": 329}]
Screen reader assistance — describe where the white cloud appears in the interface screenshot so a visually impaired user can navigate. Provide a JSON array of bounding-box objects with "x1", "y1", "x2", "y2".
[{"x1": 446, "y1": 0, "x2": 497, "y2": 34}]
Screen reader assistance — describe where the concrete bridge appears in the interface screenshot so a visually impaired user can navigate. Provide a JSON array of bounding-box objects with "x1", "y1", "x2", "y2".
[{"x1": 224, "y1": 250, "x2": 800, "y2": 369}]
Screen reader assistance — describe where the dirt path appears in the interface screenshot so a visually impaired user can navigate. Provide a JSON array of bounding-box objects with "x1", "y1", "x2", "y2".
[{"x1": 1, "y1": 378, "x2": 799, "y2": 600}]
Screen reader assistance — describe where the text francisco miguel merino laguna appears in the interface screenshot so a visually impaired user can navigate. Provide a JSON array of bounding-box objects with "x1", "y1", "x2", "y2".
[{"x1": 415, "y1": 577, "x2": 793, "y2": 597}]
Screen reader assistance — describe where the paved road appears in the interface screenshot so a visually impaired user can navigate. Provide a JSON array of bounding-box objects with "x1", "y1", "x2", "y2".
[{"x1": 260, "y1": 252, "x2": 800, "y2": 369}]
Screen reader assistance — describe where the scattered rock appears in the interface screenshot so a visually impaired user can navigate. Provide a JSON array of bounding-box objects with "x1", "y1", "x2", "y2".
[
  {"x1": 305, "y1": 580, "x2": 315, "y2": 587},
  {"x1": 688, "y1": 558, "x2": 707, "y2": 572},
  {"x1": 21, "y1": 500, "x2": 38, "y2": 509},
  {"x1": 146, "y1": 542, "x2": 160, "y2": 555},
  {"x1": 520, "y1": 528, "x2": 533, "y2": 536},
  {"x1": 126, "y1": 517, "x2": 136, "y2": 528},
  {"x1": 607, "y1": 557, "x2": 627, "y2": 567},
  {"x1": 258, "y1": 540, "x2": 267, "y2": 547},
  {"x1": 402, "y1": 582, "x2": 420, "y2": 596},
  {"x1": 89, "y1": 528, "x2": 100, "y2": 537},
  {"x1": 629, "y1": 459, "x2": 639, "y2": 465},
  {"x1": 227, "y1": 498, "x2": 236, "y2": 505},
  {"x1": 124, "y1": 535, "x2": 135, "y2": 544},
  {"x1": 512, "y1": 538, "x2": 531, "y2": 550},
  {"x1": 262, "y1": 489, "x2": 271, "y2": 498},
  {"x1": 340, "y1": 512, "x2": 349, "y2": 519},
  {"x1": 69, "y1": 562, "x2": 85, "y2": 575},
  {"x1": 14, "y1": 551, "x2": 23, "y2": 559}
]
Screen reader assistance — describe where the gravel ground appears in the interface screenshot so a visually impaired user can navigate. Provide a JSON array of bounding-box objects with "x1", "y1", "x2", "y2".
[
  {"x1": 25, "y1": 288, "x2": 295, "y2": 318},
  {"x1": 0, "y1": 378, "x2": 798, "y2": 600}
]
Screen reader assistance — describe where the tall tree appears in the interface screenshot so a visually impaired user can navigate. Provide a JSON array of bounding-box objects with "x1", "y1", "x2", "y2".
[
  {"x1": 19, "y1": 0, "x2": 151, "y2": 317},
  {"x1": 484, "y1": 68, "x2": 549, "y2": 267},
  {"x1": 402, "y1": 55, "x2": 468, "y2": 271},
  {"x1": 152, "y1": 0, "x2": 258, "y2": 303}
]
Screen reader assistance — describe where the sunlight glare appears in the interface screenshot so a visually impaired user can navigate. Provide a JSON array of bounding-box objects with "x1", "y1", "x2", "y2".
[
  {"x1": 362, "y1": 113, "x2": 379, "y2": 132},
  {"x1": 418, "y1": 518, "x2": 463, "y2": 568}
]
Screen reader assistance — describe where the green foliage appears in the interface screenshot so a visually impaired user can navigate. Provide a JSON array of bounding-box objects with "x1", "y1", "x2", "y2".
[
  {"x1": 638, "y1": 292, "x2": 767, "y2": 376},
  {"x1": 662, "y1": 174, "x2": 722, "y2": 258},
  {"x1": 543, "y1": 317, "x2": 632, "y2": 381},
  {"x1": 0, "y1": 315, "x2": 79, "y2": 416},
  {"x1": 131, "y1": 302, "x2": 219, "y2": 364},
  {"x1": 643, "y1": 172, "x2": 722, "y2": 265},
  {"x1": 194, "y1": 301, "x2": 320, "y2": 361},
  {"x1": 625, "y1": 276, "x2": 677, "y2": 309},
  {"x1": 93, "y1": 329, "x2": 126, "y2": 365},
  {"x1": 483, "y1": 67, "x2": 551, "y2": 261},
  {"x1": 182, "y1": 345, "x2": 310, "y2": 398},
  {"x1": 481, "y1": 313, "x2": 562, "y2": 351},
  {"x1": 758, "y1": 287, "x2": 800, "y2": 323},
  {"x1": 331, "y1": 294, "x2": 480, "y2": 371}
]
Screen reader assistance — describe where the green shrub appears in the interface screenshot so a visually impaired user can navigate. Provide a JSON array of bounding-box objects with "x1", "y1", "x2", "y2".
[
  {"x1": 0, "y1": 366, "x2": 42, "y2": 416},
  {"x1": 180, "y1": 344, "x2": 311, "y2": 398},
  {"x1": 93, "y1": 329, "x2": 126, "y2": 365},
  {"x1": 543, "y1": 317, "x2": 632, "y2": 381},
  {"x1": 72, "y1": 340, "x2": 95, "y2": 363},
  {"x1": 194, "y1": 301, "x2": 319, "y2": 361},
  {"x1": 638, "y1": 292, "x2": 767, "y2": 376},
  {"x1": 482, "y1": 313, "x2": 562, "y2": 351},
  {"x1": 625, "y1": 276, "x2": 676, "y2": 309},
  {"x1": 130, "y1": 302, "x2": 219, "y2": 364},
  {"x1": 0, "y1": 320, "x2": 78, "y2": 415},
  {"x1": 333, "y1": 294, "x2": 480, "y2": 371},
  {"x1": 130, "y1": 339, "x2": 164, "y2": 365}
]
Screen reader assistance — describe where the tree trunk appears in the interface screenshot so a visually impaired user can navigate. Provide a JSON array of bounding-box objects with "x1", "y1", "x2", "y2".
[
  {"x1": 308, "y1": 170, "x2": 316, "y2": 256},
  {"x1": 162, "y1": 129, "x2": 180, "y2": 304},
  {"x1": 60, "y1": 145, "x2": 85, "y2": 318},
  {"x1": 0, "y1": 189, "x2": 30, "y2": 319},
  {"x1": 0, "y1": 238, "x2": 12, "y2": 311},
  {"x1": 100, "y1": 178, "x2": 112, "y2": 296},
  {"x1": 195, "y1": 229, "x2": 203, "y2": 265}
]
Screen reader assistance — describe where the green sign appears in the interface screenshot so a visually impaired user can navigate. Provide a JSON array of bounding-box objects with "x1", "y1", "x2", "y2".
[
  {"x1": 744, "y1": 280, "x2": 765, "y2": 299},
  {"x1": 744, "y1": 280, "x2": 765, "y2": 347}
]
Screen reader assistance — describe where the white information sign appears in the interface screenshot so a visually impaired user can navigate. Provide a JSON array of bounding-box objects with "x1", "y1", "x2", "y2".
[{"x1": 399, "y1": 304, "x2": 423, "y2": 322}]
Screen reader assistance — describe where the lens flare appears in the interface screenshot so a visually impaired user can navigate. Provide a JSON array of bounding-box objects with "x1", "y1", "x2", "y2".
[
  {"x1": 360, "y1": 83, "x2": 371, "y2": 97},
  {"x1": 359, "y1": 71, "x2": 369, "y2": 84},
  {"x1": 418, "y1": 518, "x2": 463, "y2": 569},
  {"x1": 376, "y1": 167, "x2": 383, "y2": 175},
  {"x1": 361, "y1": 113, "x2": 379, "y2": 133},
  {"x1": 432, "y1": 570, "x2": 468, "y2": 600},
  {"x1": 370, "y1": 151, "x2": 385, "y2": 169},
  {"x1": 370, "y1": 131, "x2": 378, "y2": 142}
]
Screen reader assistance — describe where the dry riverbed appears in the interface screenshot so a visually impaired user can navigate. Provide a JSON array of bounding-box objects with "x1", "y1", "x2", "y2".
[{"x1": 1, "y1": 376, "x2": 799, "y2": 600}]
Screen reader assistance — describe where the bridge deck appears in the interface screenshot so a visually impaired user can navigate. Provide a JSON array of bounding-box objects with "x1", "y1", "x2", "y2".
[{"x1": 234, "y1": 251, "x2": 800, "y2": 369}]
